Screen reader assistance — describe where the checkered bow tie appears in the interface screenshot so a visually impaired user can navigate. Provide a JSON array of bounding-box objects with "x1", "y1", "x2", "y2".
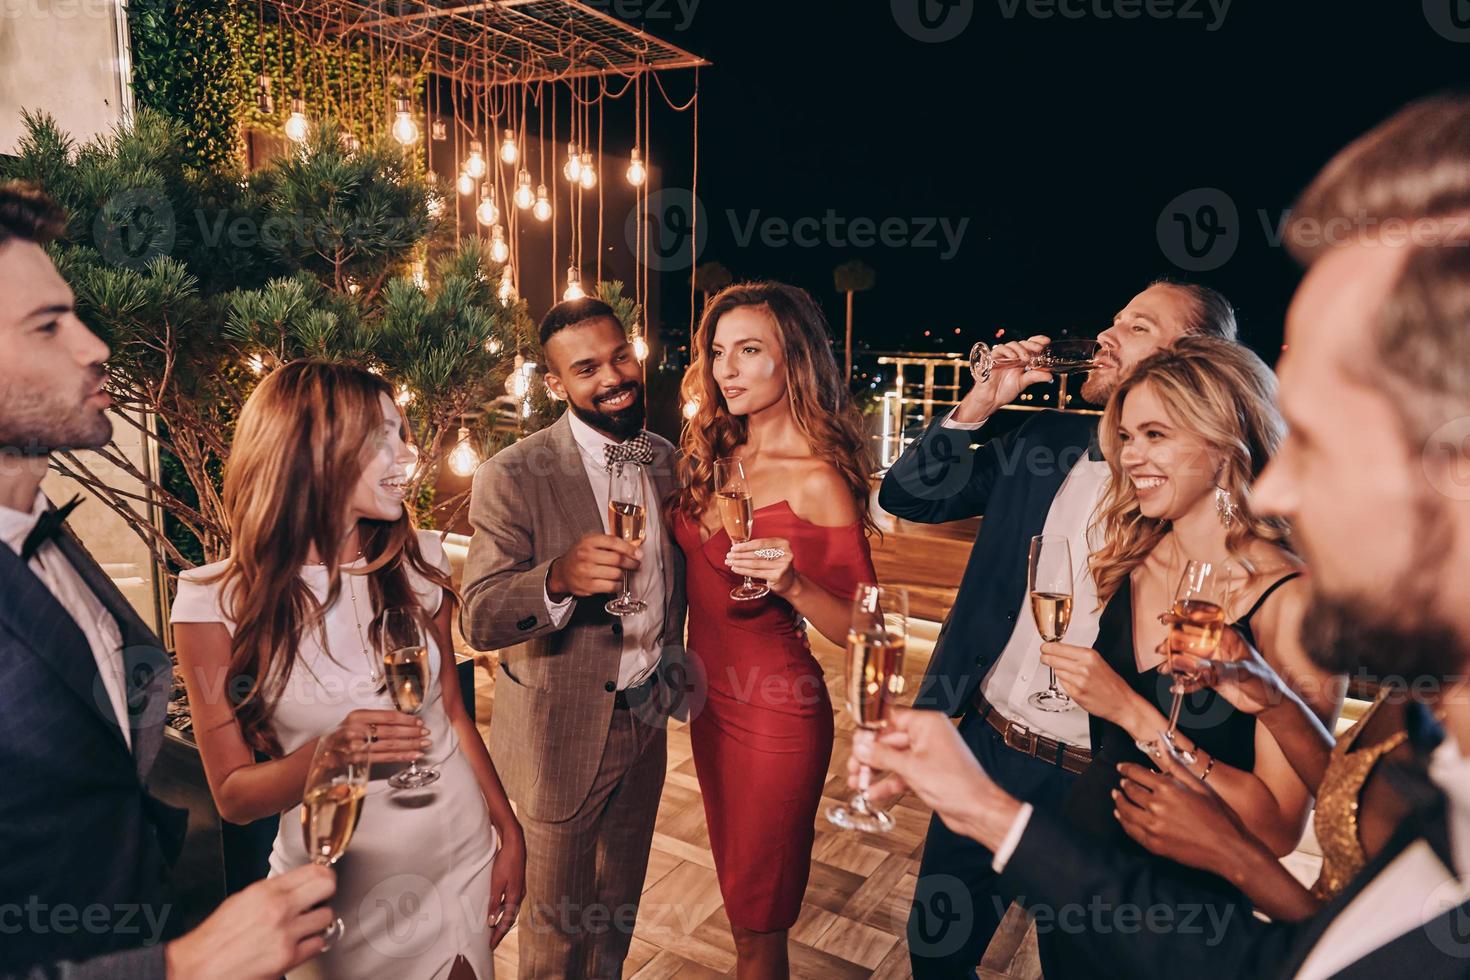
[{"x1": 603, "y1": 433, "x2": 655, "y2": 471}]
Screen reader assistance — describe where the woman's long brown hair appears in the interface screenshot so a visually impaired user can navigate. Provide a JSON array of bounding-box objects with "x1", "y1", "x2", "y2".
[
  {"x1": 668, "y1": 281, "x2": 876, "y2": 537},
  {"x1": 1090, "y1": 336, "x2": 1293, "y2": 607},
  {"x1": 210, "y1": 359, "x2": 452, "y2": 754}
]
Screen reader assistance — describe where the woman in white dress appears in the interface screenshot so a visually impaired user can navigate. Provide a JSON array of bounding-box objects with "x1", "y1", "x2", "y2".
[{"x1": 171, "y1": 360, "x2": 524, "y2": 980}]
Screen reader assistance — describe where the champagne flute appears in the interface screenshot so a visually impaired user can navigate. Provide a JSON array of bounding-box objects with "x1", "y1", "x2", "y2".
[
  {"x1": 1137, "y1": 559, "x2": 1230, "y2": 764},
  {"x1": 827, "y1": 584, "x2": 909, "y2": 833},
  {"x1": 376, "y1": 608, "x2": 440, "y2": 789},
  {"x1": 301, "y1": 722, "x2": 371, "y2": 949},
  {"x1": 1027, "y1": 534, "x2": 1076, "y2": 712},
  {"x1": 605, "y1": 460, "x2": 649, "y2": 616},
  {"x1": 715, "y1": 457, "x2": 769, "y2": 602},
  {"x1": 969, "y1": 338, "x2": 1101, "y2": 384}
]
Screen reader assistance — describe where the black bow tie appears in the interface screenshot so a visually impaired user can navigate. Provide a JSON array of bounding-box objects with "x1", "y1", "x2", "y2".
[
  {"x1": 21, "y1": 495, "x2": 83, "y2": 562},
  {"x1": 604, "y1": 434, "x2": 655, "y2": 471}
]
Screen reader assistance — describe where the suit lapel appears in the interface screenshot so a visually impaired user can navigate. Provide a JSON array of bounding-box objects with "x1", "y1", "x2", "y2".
[
  {"x1": 52, "y1": 526, "x2": 170, "y2": 776},
  {"x1": 0, "y1": 539, "x2": 135, "y2": 760},
  {"x1": 649, "y1": 440, "x2": 680, "y2": 635},
  {"x1": 547, "y1": 413, "x2": 605, "y2": 537}
]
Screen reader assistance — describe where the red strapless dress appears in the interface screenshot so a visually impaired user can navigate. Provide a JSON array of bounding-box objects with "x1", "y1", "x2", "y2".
[{"x1": 672, "y1": 500, "x2": 877, "y2": 932}]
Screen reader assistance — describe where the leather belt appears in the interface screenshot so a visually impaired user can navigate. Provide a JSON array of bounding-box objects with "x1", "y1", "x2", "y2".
[
  {"x1": 973, "y1": 690, "x2": 1092, "y2": 775},
  {"x1": 614, "y1": 672, "x2": 659, "y2": 710}
]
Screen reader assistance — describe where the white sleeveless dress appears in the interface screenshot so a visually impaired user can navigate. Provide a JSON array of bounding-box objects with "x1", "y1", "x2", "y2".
[{"x1": 172, "y1": 530, "x2": 498, "y2": 980}]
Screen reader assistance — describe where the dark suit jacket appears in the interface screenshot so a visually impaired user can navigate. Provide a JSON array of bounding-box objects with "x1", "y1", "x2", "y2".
[
  {"x1": 878, "y1": 409, "x2": 1098, "y2": 715},
  {"x1": 0, "y1": 517, "x2": 186, "y2": 977},
  {"x1": 1000, "y1": 796, "x2": 1470, "y2": 979}
]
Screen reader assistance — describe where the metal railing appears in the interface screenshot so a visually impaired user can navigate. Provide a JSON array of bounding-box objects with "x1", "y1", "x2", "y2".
[{"x1": 870, "y1": 351, "x2": 1101, "y2": 469}]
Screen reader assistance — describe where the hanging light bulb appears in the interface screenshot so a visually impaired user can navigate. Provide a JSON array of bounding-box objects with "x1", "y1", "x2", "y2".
[
  {"x1": 391, "y1": 97, "x2": 419, "y2": 146},
  {"x1": 426, "y1": 194, "x2": 445, "y2": 219},
  {"x1": 632, "y1": 332, "x2": 649, "y2": 362},
  {"x1": 475, "y1": 184, "x2": 499, "y2": 226},
  {"x1": 395, "y1": 384, "x2": 415, "y2": 406},
  {"x1": 490, "y1": 225, "x2": 510, "y2": 264},
  {"x1": 499, "y1": 129, "x2": 518, "y2": 165},
  {"x1": 682, "y1": 395, "x2": 702, "y2": 419},
  {"x1": 498, "y1": 270, "x2": 516, "y2": 303},
  {"x1": 484, "y1": 337, "x2": 503, "y2": 354},
  {"x1": 447, "y1": 426, "x2": 482, "y2": 477},
  {"x1": 246, "y1": 352, "x2": 266, "y2": 376},
  {"x1": 514, "y1": 170, "x2": 534, "y2": 209},
  {"x1": 431, "y1": 118, "x2": 447, "y2": 142},
  {"x1": 562, "y1": 267, "x2": 585, "y2": 301},
  {"x1": 564, "y1": 141, "x2": 581, "y2": 182},
  {"x1": 256, "y1": 74, "x2": 274, "y2": 115},
  {"x1": 579, "y1": 152, "x2": 596, "y2": 190},
  {"x1": 626, "y1": 147, "x2": 646, "y2": 187},
  {"x1": 410, "y1": 260, "x2": 428, "y2": 291},
  {"x1": 532, "y1": 184, "x2": 552, "y2": 222},
  {"x1": 457, "y1": 171, "x2": 475, "y2": 196},
  {"x1": 284, "y1": 98, "x2": 309, "y2": 143},
  {"x1": 464, "y1": 140, "x2": 487, "y2": 178},
  {"x1": 505, "y1": 356, "x2": 529, "y2": 398}
]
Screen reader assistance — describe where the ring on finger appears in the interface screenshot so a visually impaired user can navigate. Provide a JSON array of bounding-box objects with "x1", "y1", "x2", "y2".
[
  {"x1": 753, "y1": 547, "x2": 785, "y2": 561},
  {"x1": 368, "y1": 723, "x2": 378, "y2": 743}
]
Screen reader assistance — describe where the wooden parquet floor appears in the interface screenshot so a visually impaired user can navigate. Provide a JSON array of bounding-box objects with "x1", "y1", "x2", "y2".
[{"x1": 469, "y1": 618, "x2": 1042, "y2": 979}]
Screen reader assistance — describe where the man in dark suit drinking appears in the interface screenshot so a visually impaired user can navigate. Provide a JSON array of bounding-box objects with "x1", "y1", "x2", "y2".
[
  {"x1": 878, "y1": 277, "x2": 1237, "y2": 976},
  {"x1": 0, "y1": 182, "x2": 334, "y2": 980}
]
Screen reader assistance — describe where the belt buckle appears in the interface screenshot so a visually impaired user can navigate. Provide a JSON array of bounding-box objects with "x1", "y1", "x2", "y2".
[{"x1": 1004, "y1": 722, "x2": 1037, "y2": 756}]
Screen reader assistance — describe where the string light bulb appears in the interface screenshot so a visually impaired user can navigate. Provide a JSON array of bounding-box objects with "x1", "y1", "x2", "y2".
[
  {"x1": 532, "y1": 184, "x2": 552, "y2": 222},
  {"x1": 498, "y1": 269, "x2": 516, "y2": 303},
  {"x1": 632, "y1": 332, "x2": 649, "y2": 361},
  {"x1": 457, "y1": 171, "x2": 474, "y2": 196},
  {"x1": 255, "y1": 74, "x2": 274, "y2": 114},
  {"x1": 391, "y1": 97, "x2": 419, "y2": 146},
  {"x1": 395, "y1": 384, "x2": 414, "y2": 406},
  {"x1": 626, "y1": 147, "x2": 646, "y2": 187},
  {"x1": 490, "y1": 225, "x2": 510, "y2": 264},
  {"x1": 514, "y1": 170, "x2": 534, "y2": 209},
  {"x1": 476, "y1": 184, "x2": 499, "y2": 226},
  {"x1": 431, "y1": 119, "x2": 447, "y2": 142},
  {"x1": 682, "y1": 396, "x2": 701, "y2": 419},
  {"x1": 284, "y1": 98, "x2": 309, "y2": 143},
  {"x1": 464, "y1": 140, "x2": 487, "y2": 178},
  {"x1": 426, "y1": 194, "x2": 444, "y2": 219},
  {"x1": 562, "y1": 267, "x2": 585, "y2": 301},
  {"x1": 447, "y1": 426, "x2": 481, "y2": 477},
  {"x1": 410, "y1": 261, "x2": 427, "y2": 291},
  {"x1": 578, "y1": 152, "x2": 596, "y2": 190},
  {"x1": 484, "y1": 337, "x2": 502, "y2": 354},
  {"x1": 564, "y1": 141, "x2": 582, "y2": 182},
  {"x1": 246, "y1": 352, "x2": 266, "y2": 376},
  {"x1": 499, "y1": 129, "x2": 518, "y2": 165}
]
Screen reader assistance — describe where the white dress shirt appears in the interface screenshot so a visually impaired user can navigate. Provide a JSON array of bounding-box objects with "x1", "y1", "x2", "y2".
[
  {"x1": 1294, "y1": 734, "x2": 1470, "y2": 979},
  {"x1": 943, "y1": 409, "x2": 1107, "y2": 747},
  {"x1": 542, "y1": 411, "x2": 667, "y2": 690},
  {"x1": 1, "y1": 490, "x2": 132, "y2": 750}
]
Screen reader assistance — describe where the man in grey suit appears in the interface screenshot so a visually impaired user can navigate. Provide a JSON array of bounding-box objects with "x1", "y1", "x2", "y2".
[
  {"x1": 461, "y1": 298, "x2": 688, "y2": 979},
  {"x1": 0, "y1": 182, "x2": 335, "y2": 979}
]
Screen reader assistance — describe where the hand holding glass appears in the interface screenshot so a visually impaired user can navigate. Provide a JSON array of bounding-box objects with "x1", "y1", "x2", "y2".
[
  {"x1": 1136, "y1": 560, "x2": 1230, "y2": 764},
  {"x1": 605, "y1": 460, "x2": 649, "y2": 616},
  {"x1": 715, "y1": 457, "x2": 769, "y2": 601},
  {"x1": 827, "y1": 584, "x2": 909, "y2": 834},
  {"x1": 1028, "y1": 534, "x2": 1076, "y2": 712},
  {"x1": 301, "y1": 722, "x2": 370, "y2": 949}
]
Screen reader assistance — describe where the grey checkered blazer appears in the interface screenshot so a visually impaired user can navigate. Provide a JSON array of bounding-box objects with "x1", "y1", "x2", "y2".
[{"x1": 459, "y1": 413, "x2": 688, "y2": 823}]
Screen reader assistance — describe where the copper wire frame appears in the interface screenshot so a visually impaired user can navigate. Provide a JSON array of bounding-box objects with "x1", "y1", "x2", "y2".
[{"x1": 262, "y1": 0, "x2": 709, "y2": 87}]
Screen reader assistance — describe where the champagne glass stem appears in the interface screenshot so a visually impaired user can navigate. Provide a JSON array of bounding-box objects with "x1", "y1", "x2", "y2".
[
  {"x1": 742, "y1": 573, "x2": 756, "y2": 592},
  {"x1": 1165, "y1": 685, "x2": 1185, "y2": 742},
  {"x1": 621, "y1": 567, "x2": 631, "y2": 605}
]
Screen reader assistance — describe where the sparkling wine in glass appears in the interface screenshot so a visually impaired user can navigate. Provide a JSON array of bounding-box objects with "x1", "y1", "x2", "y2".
[
  {"x1": 969, "y1": 338, "x2": 1101, "y2": 383},
  {"x1": 828, "y1": 584, "x2": 909, "y2": 834},
  {"x1": 1028, "y1": 534, "x2": 1076, "y2": 712},
  {"x1": 1137, "y1": 559, "x2": 1230, "y2": 764},
  {"x1": 715, "y1": 457, "x2": 769, "y2": 601},
  {"x1": 376, "y1": 608, "x2": 440, "y2": 789},
  {"x1": 605, "y1": 460, "x2": 649, "y2": 616},
  {"x1": 301, "y1": 722, "x2": 370, "y2": 949}
]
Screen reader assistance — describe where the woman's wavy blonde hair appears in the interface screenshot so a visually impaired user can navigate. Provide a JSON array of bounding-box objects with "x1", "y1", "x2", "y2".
[
  {"x1": 210, "y1": 359, "x2": 452, "y2": 754},
  {"x1": 668, "y1": 281, "x2": 876, "y2": 537},
  {"x1": 1090, "y1": 335, "x2": 1293, "y2": 606}
]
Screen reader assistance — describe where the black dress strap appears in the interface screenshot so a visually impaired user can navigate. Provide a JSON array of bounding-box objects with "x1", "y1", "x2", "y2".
[{"x1": 1236, "y1": 571, "x2": 1304, "y2": 627}]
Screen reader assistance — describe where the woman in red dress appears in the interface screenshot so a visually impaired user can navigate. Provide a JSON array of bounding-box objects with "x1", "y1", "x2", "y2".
[{"x1": 667, "y1": 281, "x2": 878, "y2": 978}]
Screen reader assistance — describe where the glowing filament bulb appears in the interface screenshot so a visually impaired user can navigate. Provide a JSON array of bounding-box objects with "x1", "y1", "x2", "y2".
[
  {"x1": 464, "y1": 140, "x2": 487, "y2": 178},
  {"x1": 391, "y1": 98, "x2": 418, "y2": 146},
  {"x1": 532, "y1": 184, "x2": 552, "y2": 222},
  {"x1": 475, "y1": 184, "x2": 499, "y2": 226},
  {"x1": 284, "y1": 98, "x2": 309, "y2": 143},
  {"x1": 490, "y1": 225, "x2": 510, "y2": 264},
  {"x1": 457, "y1": 171, "x2": 475, "y2": 196},
  {"x1": 562, "y1": 267, "x2": 585, "y2": 301},
  {"x1": 632, "y1": 333, "x2": 649, "y2": 361},
  {"x1": 626, "y1": 147, "x2": 646, "y2": 187},
  {"x1": 514, "y1": 170, "x2": 534, "y2": 209},
  {"x1": 447, "y1": 427, "x2": 481, "y2": 477},
  {"x1": 499, "y1": 129, "x2": 518, "y2": 165},
  {"x1": 564, "y1": 141, "x2": 582, "y2": 182},
  {"x1": 579, "y1": 152, "x2": 596, "y2": 189}
]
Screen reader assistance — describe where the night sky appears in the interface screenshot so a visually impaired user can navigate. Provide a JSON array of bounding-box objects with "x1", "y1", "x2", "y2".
[{"x1": 617, "y1": 0, "x2": 1470, "y2": 368}]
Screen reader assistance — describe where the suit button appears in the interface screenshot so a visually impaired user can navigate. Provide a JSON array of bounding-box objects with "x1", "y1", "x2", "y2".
[
  {"x1": 604, "y1": 681, "x2": 616, "y2": 693},
  {"x1": 1005, "y1": 611, "x2": 1016, "y2": 622},
  {"x1": 517, "y1": 615, "x2": 537, "y2": 631},
  {"x1": 611, "y1": 621, "x2": 623, "y2": 636}
]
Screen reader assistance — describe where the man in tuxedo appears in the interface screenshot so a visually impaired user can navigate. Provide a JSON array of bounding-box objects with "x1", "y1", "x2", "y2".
[
  {"x1": 0, "y1": 182, "x2": 334, "y2": 980},
  {"x1": 460, "y1": 298, "x2": 687, "y2": 978},
  {"x1": 878, "y1": 279, "x2": 1237, "y2": 976},
  {"x1": 854, "y1": 93, "x2": 1470, "y2": 978}
]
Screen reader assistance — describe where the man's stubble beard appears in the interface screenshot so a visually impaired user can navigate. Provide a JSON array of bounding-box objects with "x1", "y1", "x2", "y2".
[{"x1": 0, "y1": 382, "x2": 112, "y2": 455}]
